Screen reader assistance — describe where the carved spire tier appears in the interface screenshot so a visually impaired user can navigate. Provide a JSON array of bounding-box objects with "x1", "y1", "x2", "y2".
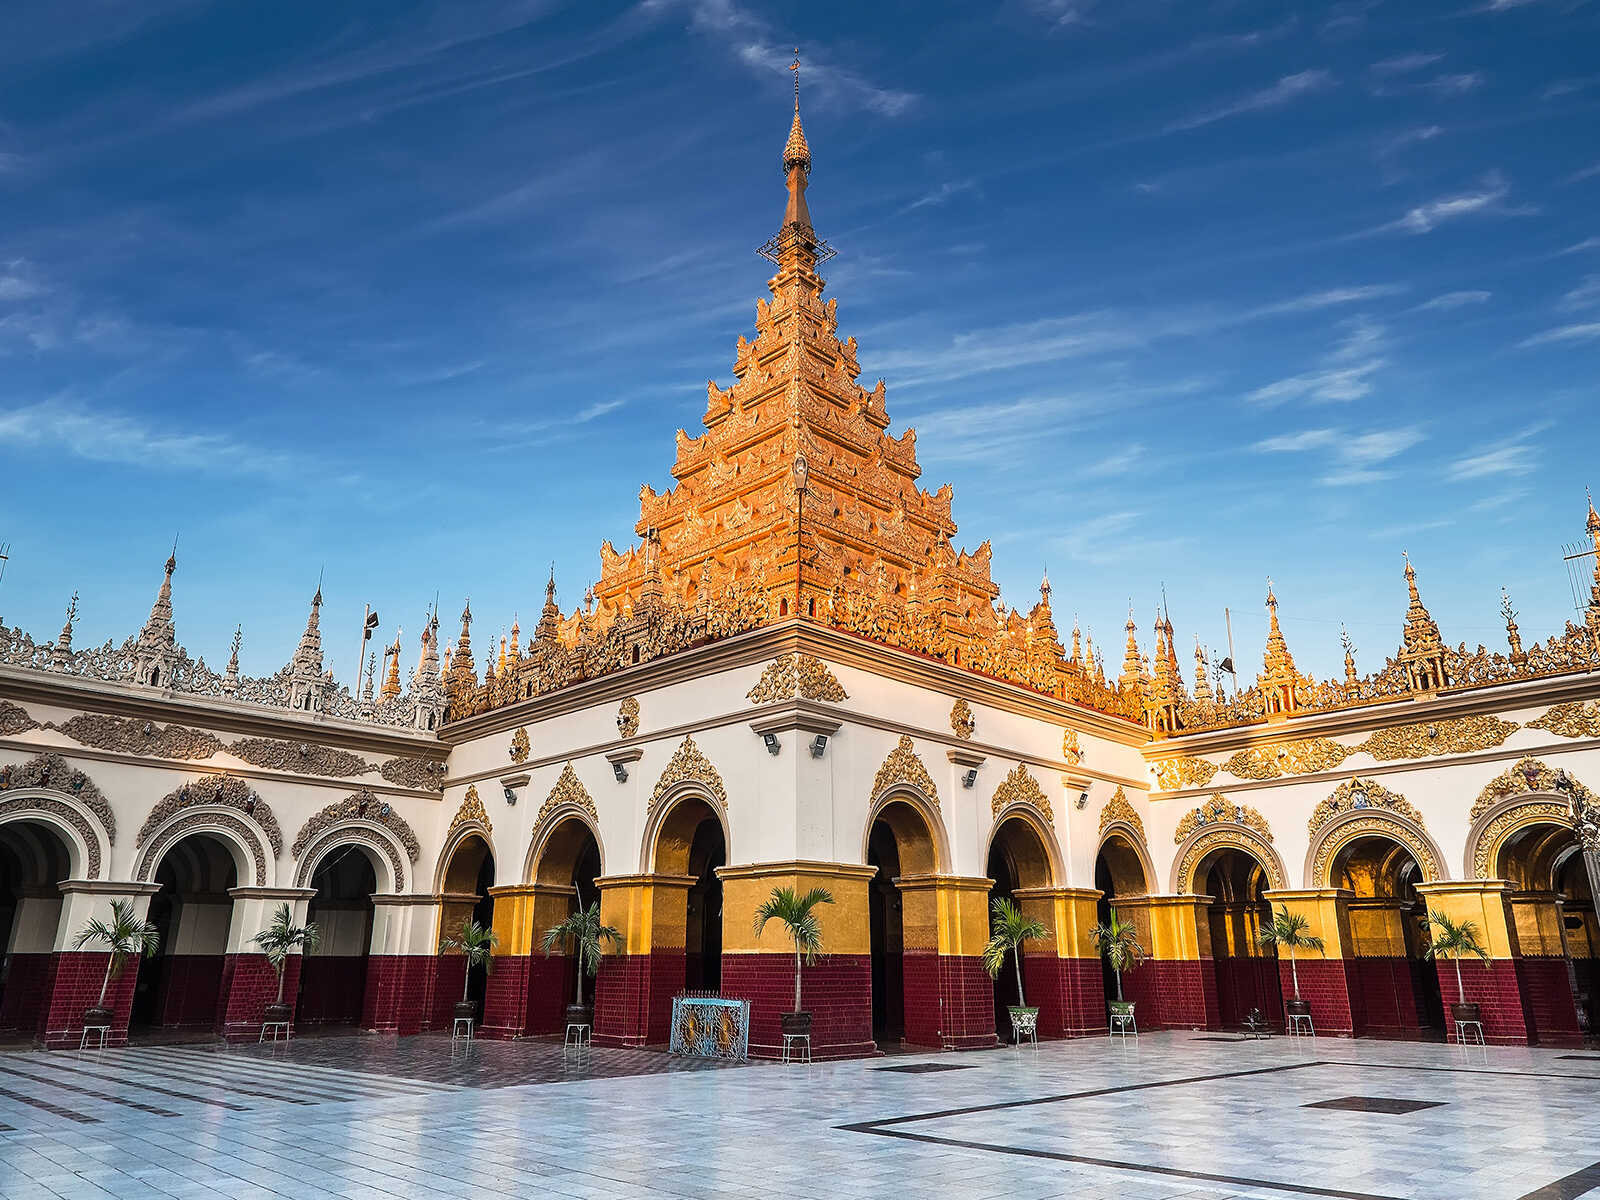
[
  {"x1": 133, "y1": 551, "x2": 180, "y2": 689},
  {"x1": 1398, "y1": 554, "x2": 1449, "y2": 693}
]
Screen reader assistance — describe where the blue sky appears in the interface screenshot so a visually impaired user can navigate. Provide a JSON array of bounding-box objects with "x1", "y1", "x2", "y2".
[{"x1": 1, "y1": 0, "x2": 1597, "y2": 689}]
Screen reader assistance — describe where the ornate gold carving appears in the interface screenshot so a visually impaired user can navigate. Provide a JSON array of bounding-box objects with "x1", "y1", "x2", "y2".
[
  {"x1": 1222, "y1": 737, "x2": 1352, "y2": 781},
  {"x1": 536, "y1": 762, "x2": 598, "y2": 826},
  {"x1": 1469, "y1": 757, "x2": 1599, "y2": 823},
  {"x1": 1529, "y1": 700, "x2": 1600, "y2": 740},
  {"x1": 228, "y1": 737, "x2": 372, "y2": 778},
  {"x1": 1312, "y1": 813, "x2": 1439, "y2": 887},
  {"x1": 1472, "y1": 800, "x2": 1571, "y2": 879},
  {"x1": 291, "y1": 789, "x2": 421, "y2": 863},
  {"x1": 1173, "y1": 794, "x2": 1273, "y2": 844},
  {"x1": 0, "y1": 751, "x2": 115, "y2": 844},
  {"x1": 617, "y1": 696, "x2": 640, "y2": 738},
  {"x1": 745, "y1": 653, "x2": 848, "y2": 704},
  {"x1": 950, "y1": 698, "x2": 976, "y2": 740},
  {"x1": 1357, "y1": 714, "x2": 1518, "y2": 761},
  {"x1": 509, "y1": 726, "x2": 530, "y2": 764},
  {"x1": 1308, "y1": 777, "x2": 1425, "y2": 837},
  {"x1": 648, "y1": 735, "x2": 728, "y2": 816},
  {"x1": 871, "y1": 734, "x2": 940, "y2": 809},
  {"x1": 136, "y1": 774, "x2": 282, "y2": 855},
  {"x1": 449, "y1": 784, "x2": 492, "y2": 837},
  {"x1": 379, "y1": 756, "x2": 446, "y2": 791},
  {"x1": 990, "y1": 762, "x2": 1053, "y2": 823},
  {"x1": 1098, "y1": 785, "x2": 1146, "y2": 844},
  {"x1": 0, "y1": 700, "x2": 38, "y2": 735},
  {"x1": 1153, "y1": 755, "x2": 1218, "y2": 791},
  {"x1": 1062, "y1": 729, "x2": 1082, "y2": 766},
  {"x1": 1177, "y1": 827, "x2": 1285, "y2": 894},
  {"x1": 50, "y1": 713, "x2": 223, "y2": 760}
]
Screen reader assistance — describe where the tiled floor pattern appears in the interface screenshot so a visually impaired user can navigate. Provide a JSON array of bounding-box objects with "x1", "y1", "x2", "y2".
[{"x1": 0, "y1": 1032, "x2": 1596, "y2": 1199}]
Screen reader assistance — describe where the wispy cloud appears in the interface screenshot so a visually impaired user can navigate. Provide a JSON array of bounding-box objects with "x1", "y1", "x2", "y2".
[
  {"x1": 0, "y1": 399, "x2": 306, "y2": 476},
  {"x1": 1518, "y1": 321, "x2": 1600, "y2": 348},
  {"x1": 0, "y1": 260, "x2": 46, "y2": 302},
  {"x1": 901, "y1": 179, "x2": 977, "y2": 213},
  {"x1": 1566, "y1": 162, "x2": 1600, "y2": 185},
  {"x1": 1447, "y1": 425, "x2": 1546, "y2": 480},
  {"x1": 1415, "y1": 290, "x2": 1492, "y2": 311},
  {"x1": 1373, "y1": 172, "x2": 1536, "y2": 234},
  {"x1": 1559, "y1": 275, "x2": 1600, "y2": 312},
  {"x1": 1376, "y1": 125, "x2": 1443, "y2": 157},
  {"x1": 1559, "y1": 236, "x2": 1600, "y2": 255},
  {"x1": 1371, "y1": 53, "x2": 1445, "y2": 75},
  {"x1": 1253, "y1": 422, "x2": 1425, "y2": 486},
  {"x1": 1246, "y1": 317, "x2": 1390, "y2": 406},
  {"x1": 1545, "y1": 76, "x2": 1600, "y2": 101},
  {"x1": 1251, "y1": 285, "x2": 1406, "y2": 317},
  {"x1": 1025, "y1": 0, "x2": 1097, "y2": 31},
  {"x1": 1083, "y1": 444, "x2": 1145, "y2": 477},
  {"x1": 1166, "y1": 69, "x2": 1335, "y2": 133}
]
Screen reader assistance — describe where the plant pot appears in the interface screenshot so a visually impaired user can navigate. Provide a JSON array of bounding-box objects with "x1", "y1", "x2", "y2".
[
  {"x1": 1450, "y1": 1002, "x2": 1481, "y2": 1024},
  {"x1": 1008, "y1": 1006, "x2": 1039, "y2": 1037},
  {"x1": 262, "y1": 1002, "x2": 292, "y2": 1025},
  {"x1": 780, "y1": 1011, "x2": 813, "y2": 1037},
  {"x1": 1285, "y1": 998, "x2": 1311, "y2": 1018},
  {"x1": 454, "y1": 1000, "x2": 478, "y2": 1022},
  {"x1": 83, "y1": 1006, "x2": 113, "y2": 1028},
  {"x1": 1108, "y1": 1000, "x2": 1135, "y2": 1017},
  {"x1": 565, "y1": 1003, "x2": 594, "y2": 1029}
]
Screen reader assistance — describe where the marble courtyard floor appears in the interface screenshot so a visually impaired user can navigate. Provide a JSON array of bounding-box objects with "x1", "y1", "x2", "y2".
[{"x1": 0, "y1": 1031, "x2": 1597, "y2": 1200}]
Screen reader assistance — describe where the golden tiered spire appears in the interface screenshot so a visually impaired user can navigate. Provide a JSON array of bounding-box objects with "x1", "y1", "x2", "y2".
[
  {"x1": 782, "y1": 49, "x2": 812, "y2": 230},
  {"x1": 1260, "y1": 579, "x2": 1300, "y2": 717},
  {"x1": 1341, "y1": 624, "x2": 1358, "y2": 687},
  {"x1": 1586, "y1": 492, "x2": 1600, "y2": 643},
  {"x1": 1119, "y1": 605, "x2": 1144, "y2": 696},
  {"x1": 1397, "y1": 552, "x2": 1449, "y2": 693},
  {"x1": 380, "y1": 631, "x2": 402, "y2": 700},
  {"x1": 1193, "y1": 637, "x2": 1212, "y2": 703},
  {"x1": 1501, "y1": 588, "x2": 1527, "y2": 667},
  {"x1": 445, "y1": 600, "x2": 476, "y2": 706}
]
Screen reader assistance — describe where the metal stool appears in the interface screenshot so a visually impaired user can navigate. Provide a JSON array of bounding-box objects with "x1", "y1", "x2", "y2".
[
  {"x1": 453, "y1": 1016, "x2": 475, "y2": 1044},
  {"x1": 780, "y1": 1033, "x2": 811, "y2": 1064},
  {"x1": 79, "y1": 1023, "x2": 111, "y2": 1051},
  {"x1": 1287, "y1": 1012, "x2": 1315, "y2": 1038},
  {"x1": 1455, "y1": 1018, "x2": 1485, "y2": 1047},
  {"x1": 563, "y1": 1022, "x2": 590, "y2": 1050},
  {"x1": 259, "y1": 1020, "x2": 291, "y2": 1044},
  {"x1": 1010, "y1": 1009, "x2": 1039, "y2": 1048},
  {"x1": 1109, "y1": 1005, "x2": 1138, "y2": 1041}
]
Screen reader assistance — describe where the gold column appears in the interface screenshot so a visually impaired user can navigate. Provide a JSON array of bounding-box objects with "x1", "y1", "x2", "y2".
[
  {"x1": 487, "y1": 883, "x2": 576, "y2": 957},
  {"x1": 717, "y1": 862, "x2": 876, "y2": 956},
  {"x1": 895, "y1": 874, "x2": 993, "y2": 956},
  {"x1": 595, "y1": 873, "x2": 696, "y2": 956},
  {"x1": 1011, "y1": 886, "x2": 1103, "y2": 958}
]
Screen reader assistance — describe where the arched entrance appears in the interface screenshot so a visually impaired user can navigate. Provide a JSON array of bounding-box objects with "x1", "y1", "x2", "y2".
[
  {"x1": 1196, "y1": 846, "x2": 1284, "y2": 1030},
  {"x1": 438, "y1": 833, "x2": 495, "y2": 1019},
  {"x1": 651, "y1": 796, "x2": 725, "y2": 997},
  {"x1": 1333, "y1": 834, "x2": 1442, "y2": 1038},
  {"x1": 1093, "y1": 832, "x2": 1153, "y2": 1019},
  {"x1": 1498, "y1": 822, "x2": 1592, "y2": 1040},
  {"x1": 296, "y1": 848, "x2": 377, "y2": 1028},
  {"x1": 867, "y1": 797, "x2": 939, "y2": 1049},
  {"x1": 986, "y1": 815, "x2": 1053, "y2": 1033},
  {"x1": 0, "y1": 820, "x2": 73, "y2": 1038},
  {"x1": 526, "y1": 816, "x2": 603, "y2": 1034},
  {"x1": 130, "y1": 833, "x2": 239, "y2": 1038}
]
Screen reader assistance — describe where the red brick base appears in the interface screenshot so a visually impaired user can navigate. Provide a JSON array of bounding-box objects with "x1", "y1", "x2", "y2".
[
  {"x1": 525, "y1": 953, "x2": 578, "y2": 1035},
  {"x1": 297, "y1": 955, "x2": 369, "y2": 1026},
  {"x1": 147, "y1": 953, "x2": 227, "y2": 1030},
  {"x1": 479, "y1": 953, "x2": 531, "y2": 1040},
  {"x1": 361, "y1": 954, "x2": 441, "y2": 1034},
  {"x1": 41, "y1": 951, "x2": 139, "y2": 1048},
  {"x1": 1279, "y1": 957, "x2": 1357, "y2": 1036},
  {"x1": 1021, "y1": 955, "x2": 1106, "y2": 1037},
  {"x1": 1128, "y1": 959, "x2": 1213, "y2": 1029},
  {"x1": 216, "y1": 953, "x2": 301, "y2": 1043},
  {"x1": 901, "y1": 951, "x2": 997, "y2": 1049},
  {"x1": 0, "y1": 952, "x2": 53, "y2": 1037},
  {"x1": 720, "y1": 952, "x2": 875, "y2": 1059},
  {"x1": 1515, "y1": 956, "x2": 1583, "y2": 1045},
  {"x1": 1439, "y1": 958, "x2": 1528, "y2": 1044},
  {"x1": 594, "y1": 950, "x2": 684, "y2": 1047}
]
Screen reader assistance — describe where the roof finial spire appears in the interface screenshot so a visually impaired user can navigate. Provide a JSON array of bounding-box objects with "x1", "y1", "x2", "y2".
[{"x1": 792, "y1": 46, "x2": 801, "y2": 112}]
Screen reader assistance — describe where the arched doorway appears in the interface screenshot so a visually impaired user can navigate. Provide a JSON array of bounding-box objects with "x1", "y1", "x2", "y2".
[
  {"x1": 0, "y1": 820, "x2": 73, "y2": 1038},
  {"x1": 986, "y1": 815, "x2": 1053, "y2": 1033},
  {"x1": 1333, "y1": 834, "x2": 1442, "y2": 1038},
  {"x1": 527, "y1": 817, "x2": 603, "y2": 1034},
  {"x1": 867, "y1": 797, "x2": 939, "y2": 1049},
  {"x1": 130, "y1": 833, "x2": 239, "y2": 1038},
  {"x1": 1093, "y1": 833, "x2": 1153, "y2": 1020},
  {"x1": 297, "y1": 848, "x2": 377, "y2": 1028},
  {"x1": 1196, "y1": 846, "x2": 1283, "y2": 1030},
  {"x1": 438, "y1": 834, "x2": 495, "y2": 1020},
  {"x1": 651, "y1": 797, "x2": 725, "y2": 997},
  {"x1": 1499, "y1": 823, "x2": 1592, "y2": 1040}
]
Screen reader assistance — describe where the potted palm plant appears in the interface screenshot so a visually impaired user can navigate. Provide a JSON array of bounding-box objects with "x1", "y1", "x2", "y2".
[
  {"x1": 753, "y1": 884, "x2": 834, "y2": 1038},
  {"x1": 440, "y1": 918, "x2": 498, "y2": 1022},
  {"x1": 250, "y1": 902, "x2": 320, "y2": 1026},
  {"x1": 982, "y1": 897, "x2": 1050, "y2": 1041},
  {"x1": 540, "y1": 895, "x2": 622, "y2": 1030},
  {"x1": 1258, "y1": 904, "x2": 1325, "y2": 1020},
  {"x1": 1090, "y1": 908, "x2": 1146, "y2": 1029},
  {"x1": 1424, "y1": 911, "x2": 1489, "y2": 1024},
  {"x1": 71, "y1": 898, "x2": 160, "y2": 1029}
]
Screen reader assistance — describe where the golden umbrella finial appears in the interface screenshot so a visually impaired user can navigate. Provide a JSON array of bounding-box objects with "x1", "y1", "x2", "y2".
[{"x1": 791, "y1": 47, "x2": 800, "y2": 111}]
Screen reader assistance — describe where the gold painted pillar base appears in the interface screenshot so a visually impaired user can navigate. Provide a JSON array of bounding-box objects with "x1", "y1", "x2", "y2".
[
  {"x1": 1415, "y1": 880, "x2": 1531, "y2": 1043},
  {"x1": 591, "y1": 873, "x2": 695, "y2": 1047},
  {"x1": 895, "y1": 874, "x2": 999, "y2": 1049},
  {"x1": 1012, "y1": 886, "x2": 1108, "y2": 1036}
]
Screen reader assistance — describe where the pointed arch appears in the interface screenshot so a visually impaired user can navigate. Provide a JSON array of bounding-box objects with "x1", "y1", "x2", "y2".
[
  {"x1": 1465, "y1": 758, "x2": 1596, "y2": 880},
  {"x1": 1173, "y1": 825, "x2": 1286, "y2": 895},
  {"x1": 985, "y1": 806, "x2": 1059, "y2": 889},
  {"x1": 0, "y1": 752, "x2": 115, "y2": 879}
]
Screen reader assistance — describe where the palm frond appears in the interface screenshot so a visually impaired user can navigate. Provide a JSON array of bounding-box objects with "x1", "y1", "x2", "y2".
[
  {"x1": 982, "y1": 897, "x2": 1051, "y2": 981},
  {"x1": 1424, "y1": 911, "x2": 1489, "y2": 961},
  {"x1": 752, "y1": 885, "x2": 834, "y2": 963},
  {"x1": 1257, "y1": 906, "x2": 1325, "y2": 955},
  {"x1": 441, "y1": 918, "x2": 500, "y2": 971}
]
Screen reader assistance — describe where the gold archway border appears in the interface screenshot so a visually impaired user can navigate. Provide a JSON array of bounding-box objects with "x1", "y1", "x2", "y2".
[
  {"x1": 1462, "y1": 756, "x2": 1598, "y2": 880},
  {"x1": 1173, "y1": 825, "x2": 1287, "y2": 894},
  {"x1": 1307, "y1": 809, "x2": 1445, "y2": 889},
  {"x1": 647, "y1": 736, "x2": 728, "y2": 816},
  {"x1": 1467, "y1": 799, "x2": 1573, "y2": 881},
  {"x1": 523, "y1": 762, "x2": 605, "y2": 883},
  {"x1": 433, "y1": 784, "x2": 497, "y2": 893},
  {"x1": 986, "y1": 802, "x2": 1063, "y2": 888}
]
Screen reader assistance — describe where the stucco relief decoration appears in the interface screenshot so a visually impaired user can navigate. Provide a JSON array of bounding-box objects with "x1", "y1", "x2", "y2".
[
  {"x1": 1472, "y1": 801, "x2": 1574, "y2": 879},
  {"x1": 1098, "y1": 785, "x2": 1147, "y2": 844},
  {"x1": 1173, "y1": 794, "x2": 1273, "y2": 844},
  {"x1": 0, "y1": 751, "x2": 117, "y2": 844},
  {"x1": 140, "y1": 811, "x2": 266, "y2": 886},
  {"x1": 1356, "y1": 714, "x2": 1519, "y2": 762},
  {"x1": 136, "y1": 774, "x2": 282, "y2": 855},
  {"x1": 871, "y1": 734, "x2": 941, "y2": 810},
  {"x1": 1529, "y1": 701, "x2": 1600, "y2": 740},
  {"x1": 1062, "y1": 729, "x2": 1082, "y2": 767},
  {"x1": 617, "y1": 696, "x2": 640, "y2": 738},
  {"x1": 0, "y1": 700, "x2": 39, "y2": 735},
  {"x1": 227, "y1": 737, "x2": 372, "y2": 778},
  {"x1": 1153, "y1": 755, "x2": 1219, "y2": 791},
  {"x1": 536, "y1": 762, "x2": 599, "y2": 826},
  {"x1": 1223, "y1": 737, "x2": 1353, "y2": 781},
  {"x1": 1468, "y1": 757, "x2": 1598, "y2": 823},
  {"x1": 1466, "y1": 757, "x2": 1600, "y2": 870},
  {"x1": 291, "y1": 789, "x2": 421, "y2": 863},
  {"x1": 48, "y1": 714, "x2": 223, "y2": 761},
  {"x1": 296, "y1": 825, "x2": 405, "y2": 892},
  {"x1": 379, "y1": 756, "x2": 446, "y2": 791},
  {"x1": 949, "y1": 698, "x2": 976, "y2": 740},
  {"x1": 1308, "y1": 776, "x2": 1427, "y2": 837},
  {"x1": 648, "y1": 735, "x2": 728, "y2": 816},
  {"x1": 990, "y1": 761, "x2": 1053, "y2": 823},
  {"x1": 448, "y1": 785, "x2": 492, "y2": 838},
  {"x1": 1178, "y1": 828, "x2": 1286, "y2": 894},
  {"x1": 509, "y1": 726, "x2": 530, "y2": 764},
  {"x1": 0, "y1": 794, "x2": 103, "y2": 878},
  {"x1": 745, "y1": 653, "x2": 848, "y2": 704}
]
